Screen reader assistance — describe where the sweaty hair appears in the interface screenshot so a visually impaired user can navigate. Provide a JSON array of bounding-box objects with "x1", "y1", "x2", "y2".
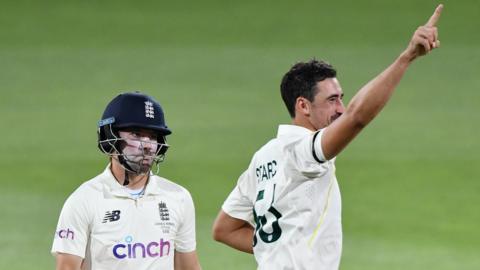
[{"x1": 280, "y1": 59, "x2": 337, "y2": 118}]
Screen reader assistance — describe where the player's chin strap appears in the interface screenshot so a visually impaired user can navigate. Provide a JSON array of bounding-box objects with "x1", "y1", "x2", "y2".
[
  {"x1": 115, "y1": 154, "x2": 157, "y2": 186},
  {"x1": 118, "y1": 155, "x2": 133, "y2": 186},
  {"x1": 124, "y1": 172, "x2": 130, "y2": 186},
  {"x1": 116, "y1": 155, "x2": 145, "y2": 186},
  {"x1": 104, "y1": 137, "x2": 168, "y2": 186}
]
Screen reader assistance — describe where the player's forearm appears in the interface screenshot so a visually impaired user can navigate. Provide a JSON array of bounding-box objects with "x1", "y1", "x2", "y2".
[
  {"x1": 216, "y1": 225, "x2": 254, "y2": 254},
  {"x1": 213, "y1": 224, "x2": 254, "y2": 253},
  {"x1": 174, "y1": 250, "x2": 202, "y2": 270},
  {"x1": 55, "y1": 253, "x2": 83, "y2": 270},
  {"x1": 344, "y1": 52, "x2": 412, "y2": 128},
  {"x1": 212, "y1": 211, "x2": 255, "y2": 253},
  {"x1": 344, "y1": 3, "x2": 443, "y2": 127},
  {"x1": 321, "y1": 6, "x2": 442, "y2": 160},
  {"x1": 56, "y1": 265, "x2": 81, "y2": 270}
]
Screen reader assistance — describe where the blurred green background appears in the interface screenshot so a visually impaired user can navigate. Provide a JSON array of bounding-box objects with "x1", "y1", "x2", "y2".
[{"x1": 0, "y1": 0, "x2": 478, "y2": 269}]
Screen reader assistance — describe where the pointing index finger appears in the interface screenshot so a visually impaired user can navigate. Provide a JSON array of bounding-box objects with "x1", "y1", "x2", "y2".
[{"x1": 426, "y1": 4, "x2": 444, "y2": 27}]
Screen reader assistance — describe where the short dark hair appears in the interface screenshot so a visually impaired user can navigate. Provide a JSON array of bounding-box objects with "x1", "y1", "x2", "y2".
[{"x1": 280, "y1": 59, "x2": 337, "y2": 117}]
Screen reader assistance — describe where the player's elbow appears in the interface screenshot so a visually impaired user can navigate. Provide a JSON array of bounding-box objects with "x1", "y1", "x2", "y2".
[
  {"x1": 211, "y1": 214, "x2": 237, "y2": 244},
  {"x1": 211, "y1": 222, "x2": 227, "y2": 243}
]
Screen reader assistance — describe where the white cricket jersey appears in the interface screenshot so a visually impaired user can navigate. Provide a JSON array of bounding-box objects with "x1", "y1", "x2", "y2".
[
  {"x1": 223, "y1": 125, "x2": 342, "y2": 270},
  {"x1": 52, "y1": 165, "x2": 197, "y2": 270}
]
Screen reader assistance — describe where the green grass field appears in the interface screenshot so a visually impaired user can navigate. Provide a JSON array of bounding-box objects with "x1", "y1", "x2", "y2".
[{"x1": 1, "y1": 0, "x2": 479, "y2": 269}]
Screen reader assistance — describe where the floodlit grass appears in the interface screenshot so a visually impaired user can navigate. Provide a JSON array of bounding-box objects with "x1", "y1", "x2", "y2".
[{"x1": 0, "y1": 0, "x2": 478, "y2": 269}]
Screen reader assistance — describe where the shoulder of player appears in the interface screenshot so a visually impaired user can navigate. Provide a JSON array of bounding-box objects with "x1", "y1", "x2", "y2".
[
  {"x1": 251, "y1": 137, "x2": 279, "y2": 157},
  {"x1": 149, "y1": 175, "x2": 192, "y2": 198},
  {"x1": 254, "y1": 129, "x2": 311, "y2": 154},
  {"x1": 63, "y1": 174, "x2": 104, "y2": 205}
]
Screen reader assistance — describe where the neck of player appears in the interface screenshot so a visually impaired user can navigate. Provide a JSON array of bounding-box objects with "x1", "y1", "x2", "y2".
[{"x1": 110, "y1": 159, "x2": 149, "y2": 190}]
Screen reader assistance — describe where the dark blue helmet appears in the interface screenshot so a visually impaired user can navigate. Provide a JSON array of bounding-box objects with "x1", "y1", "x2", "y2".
[{"x1": 97, "y1": 92, "x2": 171, "y2": 156}]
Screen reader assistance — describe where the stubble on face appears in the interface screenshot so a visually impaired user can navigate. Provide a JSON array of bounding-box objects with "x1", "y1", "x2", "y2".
[
  {"x1": 122, "y1": 143, "x2": 156, "y2": 173},
  {"x1": 118, "y1": 130, "x2": 159, "y2": 174},
  {"x1": 313, "y1": 78, "x2": 344, "y2": 128}
]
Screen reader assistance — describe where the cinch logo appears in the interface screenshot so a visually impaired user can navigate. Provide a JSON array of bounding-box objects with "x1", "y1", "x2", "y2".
[
  {"x1": 55, "y1": 228, "x2": 75, "y2": 240},
  {"x1": 113, "y1": 236, "x2": 171, "y2": 259}
]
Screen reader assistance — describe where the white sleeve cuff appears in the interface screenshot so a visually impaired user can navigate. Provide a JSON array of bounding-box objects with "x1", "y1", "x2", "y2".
[{"x1": 312, "y1": 129, "x2": 326, "y2": 163}]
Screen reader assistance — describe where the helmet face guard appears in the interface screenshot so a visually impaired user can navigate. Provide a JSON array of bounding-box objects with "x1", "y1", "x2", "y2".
[
  {"x1": 98, "y1": 124, "x2": 170, "y2": 174},
  {"x1": 97, "y1": 92, "x2": 172, "y2": 174}
]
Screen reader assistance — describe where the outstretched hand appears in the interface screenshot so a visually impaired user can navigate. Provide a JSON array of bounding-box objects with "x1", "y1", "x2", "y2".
[{"x1": 404, "y1": 4, "x2": 443, "y2": 61}]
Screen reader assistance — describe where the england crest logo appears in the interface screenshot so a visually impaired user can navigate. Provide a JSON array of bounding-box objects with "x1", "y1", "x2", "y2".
[{"x1": 145, "y1": 101, "x2": 154, "y2": 119}]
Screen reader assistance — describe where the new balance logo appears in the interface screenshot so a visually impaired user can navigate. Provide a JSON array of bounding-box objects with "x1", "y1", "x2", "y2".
[{"x1": 103, "y1": 210, "x2": 121, "y2": 223}]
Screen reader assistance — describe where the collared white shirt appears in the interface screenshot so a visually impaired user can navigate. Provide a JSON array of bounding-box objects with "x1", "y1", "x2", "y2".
[
  {"x1": 52, "y1": 165, "x2": 196, "y2": 270},
  {"x1": 223, "y1": 125, "x2": 342, "y2": 270}
]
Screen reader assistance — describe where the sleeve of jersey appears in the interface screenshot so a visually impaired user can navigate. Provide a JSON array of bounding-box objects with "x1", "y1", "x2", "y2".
[
  {"x1": 51, "y1": 190, "x2": 91, "y2": 258},
  {"x1": 290, "y1": 128, "x2": 330, "y2": 177},
  {"x1": 221, "y1": 167, "x2": 255, "y2": 225},
  {"x1": 175, "y1": 190, "x2": 197, "y2": 253}
]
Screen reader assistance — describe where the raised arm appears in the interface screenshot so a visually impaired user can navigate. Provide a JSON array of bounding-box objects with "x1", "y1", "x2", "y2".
[{"x1": 321, "y1": 4, "x2": 443, "y2": 160}]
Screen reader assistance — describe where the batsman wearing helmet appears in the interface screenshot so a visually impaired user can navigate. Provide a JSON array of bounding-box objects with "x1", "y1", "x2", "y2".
[{"x1": 52, "y1": 92, "x2": 201, "y2": 270}]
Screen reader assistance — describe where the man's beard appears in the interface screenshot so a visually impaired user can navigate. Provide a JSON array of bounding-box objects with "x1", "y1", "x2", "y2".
[
  {"x1": 119, "y1": 140, "x2": 158, "y2": 174},
  {"x1": 123, "y1": 155, "x2": 154, "y2": 174}
]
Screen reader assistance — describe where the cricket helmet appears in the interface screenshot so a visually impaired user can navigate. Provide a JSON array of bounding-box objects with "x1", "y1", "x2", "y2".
[{"x1": 97, "y1": 91, "x2": 171, "y2": 157}]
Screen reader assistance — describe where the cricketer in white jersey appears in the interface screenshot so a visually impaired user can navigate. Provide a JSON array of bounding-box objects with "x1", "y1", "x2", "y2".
[
  {"x1": 213, "y1": 5, "x2": 443, "y2": 270},
  {"x1": 52, "y1": 92, "x2": 201, "y2": 270},
  {"x1": 52, "y1": 166, "x2": 197, "y2": 270},
  {"x1": 223, "y1": 125, "x2": 342, "y2": 269}
]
